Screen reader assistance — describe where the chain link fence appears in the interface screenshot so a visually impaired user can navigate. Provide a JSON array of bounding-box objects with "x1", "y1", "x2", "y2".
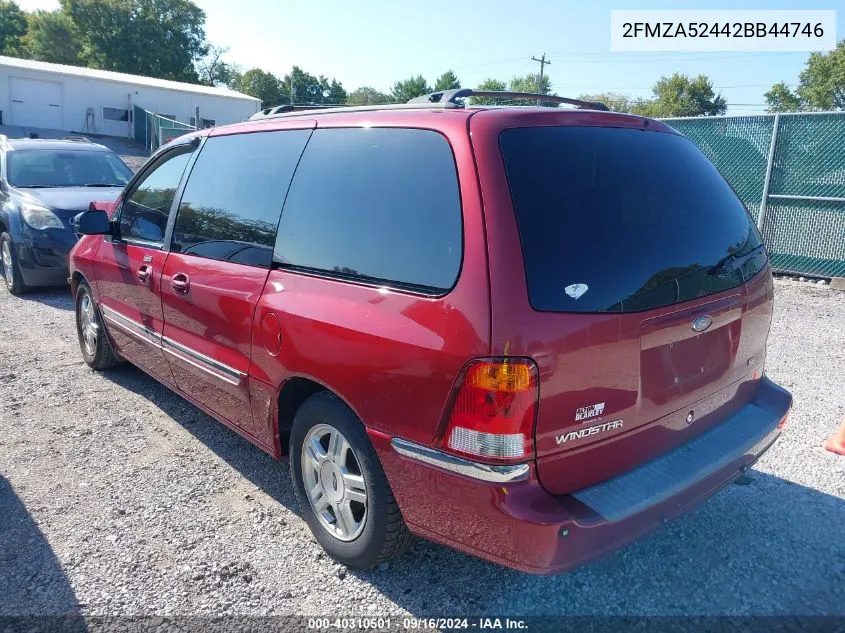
[
  {"x1": 133, "y1": 106, "x2": 196, "y2": 153},
  {"x1": 663, "y1": 112, "x2": 845, "y2": 278}
]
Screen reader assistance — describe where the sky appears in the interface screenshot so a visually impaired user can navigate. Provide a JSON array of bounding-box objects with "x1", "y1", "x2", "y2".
[{"x1": 15, "y1": 0, "x2": 844, "y2": 115}]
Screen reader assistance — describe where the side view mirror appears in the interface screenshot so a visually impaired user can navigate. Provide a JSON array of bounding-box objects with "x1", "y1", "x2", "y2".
[{"x1": 73, "y1": 209, "x2": 111, "y2": 235}]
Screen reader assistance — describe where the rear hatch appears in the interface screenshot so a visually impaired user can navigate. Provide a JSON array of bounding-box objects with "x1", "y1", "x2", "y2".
[{"x1": 496, "y1": 122, "x2": 773, "y2": 495}]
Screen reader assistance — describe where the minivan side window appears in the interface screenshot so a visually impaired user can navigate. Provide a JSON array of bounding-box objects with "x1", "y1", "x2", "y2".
[
  {"x1": 273, "y1": 128, "x2": 462, "y2": 293},
  {"x1": 119, "y1": 147, "x2": 193, "y2": 247},
  {"x1": 170, "y1": 130, "x2": 312, "y2": 268}
]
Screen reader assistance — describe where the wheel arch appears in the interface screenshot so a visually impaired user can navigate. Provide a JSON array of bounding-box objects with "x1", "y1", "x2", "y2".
[{"x1": 276, "y1": 376, "x2": 365, "y2": 456}]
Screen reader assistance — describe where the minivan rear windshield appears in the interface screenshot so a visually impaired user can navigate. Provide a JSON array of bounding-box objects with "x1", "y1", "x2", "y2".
[{"x1": 500, "y1": 126, "x2": 767, "y2": 313}]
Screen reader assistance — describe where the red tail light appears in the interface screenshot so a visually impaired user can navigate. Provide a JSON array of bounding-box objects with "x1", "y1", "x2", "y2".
[{"x1": 437, "y1": 359, "x2": 539, "y2": 463}]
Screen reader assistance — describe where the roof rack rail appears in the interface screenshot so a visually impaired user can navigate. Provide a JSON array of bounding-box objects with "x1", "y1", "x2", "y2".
[
  {"x1": 63, "y1": 135, "x2": 91, "y2": 142},
  {"x1": 407, "y1": 88, "x2": 609, "y2": 111},
  {"x1": 248, "y1": 100, "x2": 461, "y2": 121}
]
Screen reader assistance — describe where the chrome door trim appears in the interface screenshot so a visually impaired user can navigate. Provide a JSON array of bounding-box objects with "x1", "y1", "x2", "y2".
[
  {"x1": 161, "y1": 335, "x2": 244, "y2": 386},
  {"x1": 391, "y1": 438, "x2": 530, "y2": 483},
  {"x1": 101, "y1": 305, "x2": 162, "y2": 348},
  {"x1": 100, "y1": 305, "x2": 244, "y2": 387}
]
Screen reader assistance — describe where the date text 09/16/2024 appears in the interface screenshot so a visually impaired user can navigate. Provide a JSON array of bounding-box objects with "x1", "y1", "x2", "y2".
[{"x1": 307, "y1": 617, "x2": 529, "y2": 630}]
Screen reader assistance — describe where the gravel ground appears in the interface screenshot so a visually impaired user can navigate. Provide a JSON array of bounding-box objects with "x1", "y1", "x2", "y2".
[{"x1": 0, "y1": 278, "x2": 843, "y2": 618}]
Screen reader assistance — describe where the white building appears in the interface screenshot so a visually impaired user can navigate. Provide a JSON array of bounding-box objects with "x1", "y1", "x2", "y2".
[{"x1": 0, "y1": 56, "x2": 261, "y2": 138}]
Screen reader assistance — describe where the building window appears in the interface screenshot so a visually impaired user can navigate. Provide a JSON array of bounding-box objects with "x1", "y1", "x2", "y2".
[
  {"x1": 190, "y1": 118, "x2": 216, "y2": 129},
  {"x1": 103, "y1": 107, "x2": 129, "y2": 122}
]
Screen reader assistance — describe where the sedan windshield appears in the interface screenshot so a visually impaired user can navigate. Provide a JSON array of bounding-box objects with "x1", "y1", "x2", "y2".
[{"x1": 7, "y1": 149, "x2": 133, "y2": 188}]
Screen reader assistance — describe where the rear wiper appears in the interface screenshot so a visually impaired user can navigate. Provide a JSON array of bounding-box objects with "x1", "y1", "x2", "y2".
[{"x1": 710, "y1": 244, "x2": 766, "y2": 275}]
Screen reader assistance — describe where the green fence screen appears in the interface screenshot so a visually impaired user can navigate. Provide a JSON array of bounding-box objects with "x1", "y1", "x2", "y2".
[
  {"x1": 663, "y1": 113, "x2": 845, "y2": 278},
  {"x1": 133, "y1": 106, "x2": 195, "y2": 153}
]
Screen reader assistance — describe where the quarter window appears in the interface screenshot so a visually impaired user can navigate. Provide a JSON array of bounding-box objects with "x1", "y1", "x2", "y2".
[
  {"x1": 274, "y1": 128, "x2": 462, "y2": 293},
  {"x1": 119, "y1": 147, "x2": 193, "y2": 246},
  {"x1": 170, "y1": 129, "x2": 312, "y2": 268}
]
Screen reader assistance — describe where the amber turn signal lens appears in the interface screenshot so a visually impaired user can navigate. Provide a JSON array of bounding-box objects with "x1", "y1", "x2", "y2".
[{"x1": 467, "y1": 362, "x2": 532, "y2": 392}]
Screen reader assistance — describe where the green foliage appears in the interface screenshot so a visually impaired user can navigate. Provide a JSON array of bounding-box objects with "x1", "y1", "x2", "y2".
[
  {"x1": 509, "y1": 73, "x2": 556, "y2": 106},
  {"x1": 21, "y1": 10, "x2": 82, "y2": 64},
  {"x1": 434, "y1": 70, "x2": 460, "y2": 91},
  {"x1": 277, "y1": 66, "x2": 346, "y2": 106},
  {"x1": 61, "y1": 0, "x2": 207, "y2": 82},
  {"x1": 578, "y1": 92, "x2": 634, "y2": 113},
  {"x1": 0, "y1": 0, "x2": 27, "y2": 55},
  {"x1": 197, "y1": 44, "x2": 239, "y2": 87},
  {"x1": 346, "y1": 86, "x2": 392, "y2": 106},
  {"x1": 764, "y1": 82, "x2": 803, "y2": 113},
  {"x1": 233, "y1": 68, "x2": 283, "y2": 106},
  {"x1": 795, "y1": 40, "x2": 845, "y2": 110},
  {"x1": 390, "y1": 75, "x2": 431, "y2": 103},
  {"x1": 635, "y1": 73, "x2": 727, "y2": 117},
  {"x1": 509, "y1": 73, "x2": 551, "y2": 95},
  {"x1": 469, "y1": 78, "x2": 508, "y2": 105}
]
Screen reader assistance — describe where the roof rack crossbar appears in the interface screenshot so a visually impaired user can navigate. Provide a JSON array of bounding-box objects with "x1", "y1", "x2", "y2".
[{"x1": 408, "y1": 89, "x2": 609, "y2": 111}]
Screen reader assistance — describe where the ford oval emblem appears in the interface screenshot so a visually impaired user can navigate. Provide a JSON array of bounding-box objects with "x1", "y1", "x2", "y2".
[{"x1": 691, "y1": 315, "x2": 713, "y2": 332}]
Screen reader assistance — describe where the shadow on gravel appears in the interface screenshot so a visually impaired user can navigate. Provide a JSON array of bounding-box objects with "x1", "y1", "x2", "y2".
[
  {"x1": 10, "y1": 287, "x2": 74, "y2": 312},
  {"x1": 0, "y1": 475, "x2": 84, "y2": 621},
  {"x1": 97, "y1": 364, "x2": 845, "y2": 616},
  {"x1": 102, "y1": 365, "x2": 301, "y2": 513},
  {"x1": 352, "y1": 471, "x2": 845, "y2": 617}
]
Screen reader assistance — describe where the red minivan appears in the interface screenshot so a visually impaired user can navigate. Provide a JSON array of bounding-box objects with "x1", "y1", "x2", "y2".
[{"x1": 69, "y1": 90, "x2": 791, "y2": 574}]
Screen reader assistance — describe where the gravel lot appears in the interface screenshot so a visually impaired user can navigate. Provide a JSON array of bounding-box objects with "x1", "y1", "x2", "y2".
[{"x1": 1, "y1": 278, "x2": 843, "y2": 618}]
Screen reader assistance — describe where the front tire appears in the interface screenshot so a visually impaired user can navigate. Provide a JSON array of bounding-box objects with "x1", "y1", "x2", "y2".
[
  {"x1": 1, "y1": 233, "x2": 28, "y2": 295},
  {"x1": 290, "y1": 391, "x2": 412, "y2": 568},
  {"x1": 75, "y1": 282, "x2": 121, "y2": 370}
]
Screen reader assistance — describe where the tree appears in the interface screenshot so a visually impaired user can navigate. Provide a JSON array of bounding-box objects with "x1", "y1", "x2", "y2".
[
  {"x1": 346, "y1": 86, "x2": 391, "y2": 106},
  {"x1": 795, "y1": 40, "x2": 845, "y2": 110},
  {"x1": 197, "y1": 44, "x2": 239, "y2": 87},
  {"x1": 764, "y1": 82, "x2": 803, "y2": 113},
  {"x1": 434, "y1": 70, "x2": 460, "y2": 91},
  {"x1": 640, "y1": 73, "x2": 727, "y2": 117},
  {"x1": 21, "y1": 10, "x2": 82, "y2": 65},
  {"x1": 510, "y1": 73, "x2": 552, "y2": 95},
  {"x1": 390, "y1": 75, "x2": 431, "y2": 103},
  {"x1": 509, "y1": 73, "x2": 556, "y2": 106},
  {"x1": 233, "y1": 68, "x2": 283, "y2": 106},
  {"x1": 61, "y1": 0, "x2": 208, "y2": 82},
  {"x1": 279, "y1": 66, "x2": 346, "y2": 105},
  {"x1": 578, "y1": 92, "x2": 634, "y2": 113},
  {"x1": 0, "y1": 0, "x2": 27, "y2": 56},
  {"x1": 469, "y1": 78, "x2": 508, "y2": 105}
]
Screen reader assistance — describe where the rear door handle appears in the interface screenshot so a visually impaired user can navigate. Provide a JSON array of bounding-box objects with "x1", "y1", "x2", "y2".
[
  {"x1": 136, "y1": 264, "x2": 152, "y2": 285},
  {"x1": 171, "y1": 272, "x2": 190, "y2": 295}
]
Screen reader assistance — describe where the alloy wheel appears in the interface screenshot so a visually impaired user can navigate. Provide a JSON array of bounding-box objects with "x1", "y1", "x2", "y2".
[
  {"x1": 79, "y1": 293, "x2": 99, "y2": 356},
  {"x1": 1, "y1": 240, "x2": 12, "y2": 288},
  {"x1": 301, "y1": 423, "x2": 368, "y2": 541}
]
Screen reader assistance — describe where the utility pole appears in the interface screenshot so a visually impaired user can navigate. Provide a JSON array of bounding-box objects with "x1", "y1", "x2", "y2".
[
  {"x1": 290, "y1": 67, "x2": 295, "y2": 106},
  {"x1": 531, "y1": 53, "x2": 551, "y2": 106}
]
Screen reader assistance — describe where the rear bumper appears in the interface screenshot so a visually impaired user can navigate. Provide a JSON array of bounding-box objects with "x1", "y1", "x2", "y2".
[{"x1": 376, "y1": 376, "x2": 791, "y2": 574}]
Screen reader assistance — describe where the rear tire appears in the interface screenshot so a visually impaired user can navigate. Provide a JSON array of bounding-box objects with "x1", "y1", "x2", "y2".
[
  {"x1": 75, "y1": 282, "x2": 121, "y2": 370},
  {"x1": 290, "y1": 391, "x2": 412, "y2": 568},
  {"x1": 1, "y1": 233, "x2": 28, "y2": 295}
]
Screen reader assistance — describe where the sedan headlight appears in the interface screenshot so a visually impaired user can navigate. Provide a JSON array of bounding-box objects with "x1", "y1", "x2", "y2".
[{"x1": 21, "y1": 203, "x2": 63, "y2": 230}]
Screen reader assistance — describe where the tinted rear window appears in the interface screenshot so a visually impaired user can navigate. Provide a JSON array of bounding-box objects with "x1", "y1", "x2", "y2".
[{"x1": 500, "y1": 126, "x2": 767, "y2": 313}]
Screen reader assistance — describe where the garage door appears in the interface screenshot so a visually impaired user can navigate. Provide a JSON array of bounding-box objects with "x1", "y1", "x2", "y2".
[{"x1": 9, "y1": 77, "x2": 63, "y2": 130}]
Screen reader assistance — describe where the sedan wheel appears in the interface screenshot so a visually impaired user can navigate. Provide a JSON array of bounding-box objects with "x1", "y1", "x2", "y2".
[
  {"x1": 301, "y1": 423, "x2": 368, "y2": 541},
  {"x1": 1, "y1": 239, "x2": 12, "y2": 288}
]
